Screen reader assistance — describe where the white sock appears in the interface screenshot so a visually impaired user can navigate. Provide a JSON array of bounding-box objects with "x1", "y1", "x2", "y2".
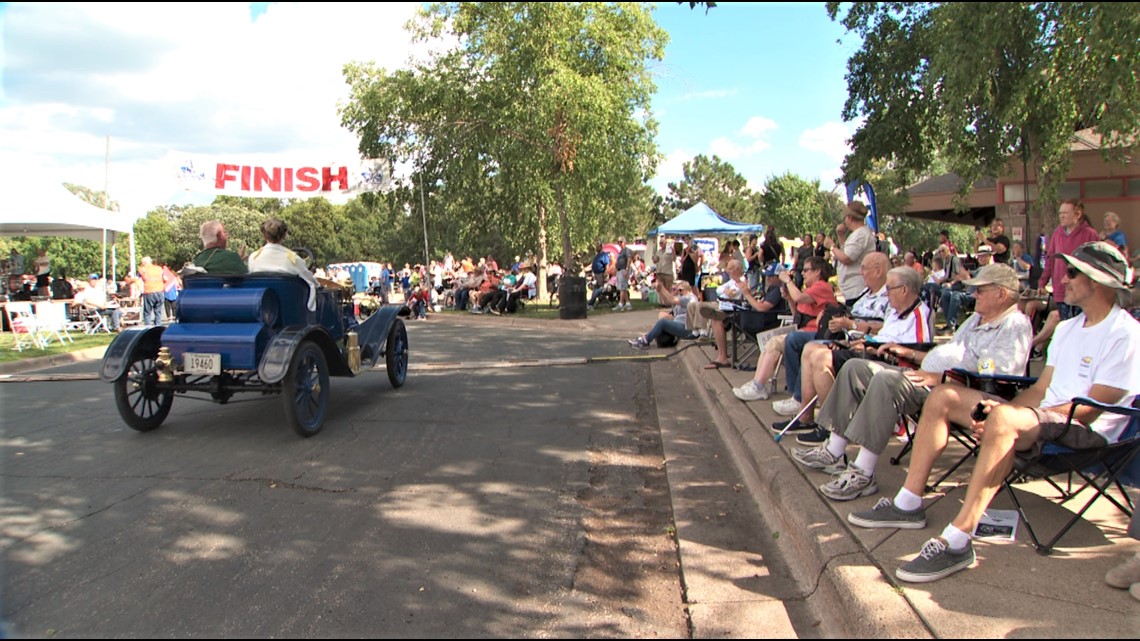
[
  {"x1": 940, "y1": 524, "x2": 972, "y2": 551},
  {"x1": 826, "y1": 433, "x2": 848, "y2": 459},
  {"x1": 852, "y1": 449, "x2": 879, "y2": 476},
  {"x1": 893, "y1": 487, "x2": 923, "y2": 512}
]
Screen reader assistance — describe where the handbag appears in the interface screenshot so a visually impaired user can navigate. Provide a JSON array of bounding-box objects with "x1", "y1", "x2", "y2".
[{"x1": 814, "y1": 304, "x2": 851, "y2": 340}]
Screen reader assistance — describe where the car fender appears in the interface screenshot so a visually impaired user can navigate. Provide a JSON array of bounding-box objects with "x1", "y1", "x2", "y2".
[
  {"x1": 355, "y1": 305, "x2": 401, "y2": 367},
  {"x1": 259, "y1": 326, "x2": 349, "y2": 383},
  {"x1": 99, "y1": 326, "x2": 167, "y2": 382}
]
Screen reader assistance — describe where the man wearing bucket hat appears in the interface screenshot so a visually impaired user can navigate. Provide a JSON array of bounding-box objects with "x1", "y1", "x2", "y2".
[{"x1": 849, "y1": 241, "x2": 1140, "y2": 584}]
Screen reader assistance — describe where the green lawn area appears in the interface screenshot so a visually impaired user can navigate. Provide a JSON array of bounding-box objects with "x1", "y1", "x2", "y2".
[{"x1": 0, "y1": 331, "x2": 115, "y2": 364}]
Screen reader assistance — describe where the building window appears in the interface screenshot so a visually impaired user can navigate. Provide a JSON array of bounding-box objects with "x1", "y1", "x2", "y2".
[
  {"x1": 1084, "y1": 179, "x2": 1124, "y2": 199},
  {"x1": 1059, "y1": 181, "x2": 1081, "y2": 200},
  {"x1": 1127, "y1": 178, "x2": 1140, "y2": 197},
  {"x1": 1002, "y1": 183, "x2": 1039, "y2": 202}
]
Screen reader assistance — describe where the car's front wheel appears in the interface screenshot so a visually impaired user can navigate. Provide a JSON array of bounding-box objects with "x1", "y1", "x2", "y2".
[{"x1": 385, "y1": 319, "x2": 408, "y2": 388}]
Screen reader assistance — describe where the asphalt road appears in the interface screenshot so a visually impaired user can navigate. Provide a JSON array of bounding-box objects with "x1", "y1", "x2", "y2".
[{"x1": 1, "y1": 316, "x2": 818, "y2": 638}]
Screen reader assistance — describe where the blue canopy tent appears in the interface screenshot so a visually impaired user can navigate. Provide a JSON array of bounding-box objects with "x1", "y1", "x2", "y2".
[{"x1": 647, "y1": 202, "x2": 764, "y2": 237}]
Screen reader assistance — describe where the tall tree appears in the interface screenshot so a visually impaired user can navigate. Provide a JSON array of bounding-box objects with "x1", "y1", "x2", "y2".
[
  {"x1": 829, "y1": 2, "x2": 1140, "y2": 234},
  {"x1": 340, "y1": 2, "x2": 667, "y2": 294},
  {"x1": 757, "y1": 172, "x2": 837, "y2": 240},
  {"x1": 665, "y1": 154, "x2": 760, "y2": 221}
]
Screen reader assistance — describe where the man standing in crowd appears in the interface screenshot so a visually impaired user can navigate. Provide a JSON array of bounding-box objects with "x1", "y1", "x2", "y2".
[
  {"x1": 1039, "y1": 199, "x2": 1099, "y2": 321},
  {"x1": 136, "y1": 256, "x2": 166, "y2": 326},
  {"x1": 828, "y1": 202, "x2": 877, "y2": 303},
  {"x1": 976, "y1": 218, "x2": 1011, "y2": 264},
  {"x1": 613, "y1": 237, "x2": 634, "y2": 312}
]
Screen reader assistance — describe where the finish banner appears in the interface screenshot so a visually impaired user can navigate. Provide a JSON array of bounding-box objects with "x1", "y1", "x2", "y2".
[{"x1": 174, "y1": 153, "x2": 392, "y2": 199}]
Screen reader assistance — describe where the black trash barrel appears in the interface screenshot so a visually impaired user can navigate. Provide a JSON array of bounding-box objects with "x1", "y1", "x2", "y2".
[{"x1": 559, "y1": 275, "x2": 588, "y2": 319}]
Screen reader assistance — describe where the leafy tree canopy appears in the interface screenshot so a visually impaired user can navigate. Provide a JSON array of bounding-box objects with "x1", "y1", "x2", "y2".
[
  {"x1": 665, "y1": 154, "x2": 761, "y2": 222},
  {"x1": 830, "y1": 1, "x2": 1140, "y2": 208}
]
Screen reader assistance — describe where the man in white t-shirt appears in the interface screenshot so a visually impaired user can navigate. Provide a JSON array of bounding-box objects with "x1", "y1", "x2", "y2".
[
  {"x1": 247, "y1": 218, "x2": 320, "y2": 311},
  {"x1": 849, "y1": 241, "x2": 1139, "y2": 584}
]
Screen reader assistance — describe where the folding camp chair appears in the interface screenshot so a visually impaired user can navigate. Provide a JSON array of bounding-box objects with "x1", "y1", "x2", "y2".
[
  {"x1": 1003, "y1": 396, "x2": 1140, "y2": 555},
  {"x1": 34, "y1": 301, "x2": 75, "y2": 345},
  {"x1": 729, "y1": 307, "x2": 788, "y2": 370},
  {"x1": 4, "y1": 302, "x2": 47, "y2": 351},
  {"x1": 889, "y1": 367, "x2": 1035, "y2": 490}
]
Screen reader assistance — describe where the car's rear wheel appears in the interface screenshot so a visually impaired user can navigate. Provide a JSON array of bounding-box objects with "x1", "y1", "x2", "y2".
[
  {"x1": 114, "y1": 350, "x2": 174, "y2": 432},
  {"x1": 283, "y1": 341, "x2": 330, "y2": 437},
  {"x1": 385, "y1": 319, "x2": 408, "y2": 388}
]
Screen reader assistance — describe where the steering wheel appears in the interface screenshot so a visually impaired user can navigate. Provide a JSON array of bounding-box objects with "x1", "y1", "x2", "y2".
[{"x1": 293, "y1": 247, "x2": 315, "y2": 270}]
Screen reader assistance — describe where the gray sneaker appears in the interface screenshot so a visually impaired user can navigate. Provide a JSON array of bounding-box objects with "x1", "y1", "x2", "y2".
[
  {"x1": 791, "y1": 443, "x2": 846, "y2": 475},
  {"x1": 895, "y1": 537, "x2": 975, "y2": 583},
  {"x1": 627, "y1": 337, "x2": 649, "y2": 350},
  {"x1": 733, "y1": 380, "x2": 770, "y2": 401},
  {"x1": 848, "y1": 497, "x2": 927, "y2": 529},
  {"x1": 819, "y1": 467, "x2": 878, "y2": 501}
]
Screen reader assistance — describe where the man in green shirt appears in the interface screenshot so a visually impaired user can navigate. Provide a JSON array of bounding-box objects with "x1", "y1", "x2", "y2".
[{"x1": 192, "y1": 220, "x2": 248, "y2": 275}]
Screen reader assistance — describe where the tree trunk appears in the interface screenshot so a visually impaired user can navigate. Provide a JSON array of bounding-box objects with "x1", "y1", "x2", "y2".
[
  {"x1": 556, "y1": 178, "x2": 574, "y2": 274},
  {"x1": 536, "y1": 193, "x2": 548, "y2": 300}
]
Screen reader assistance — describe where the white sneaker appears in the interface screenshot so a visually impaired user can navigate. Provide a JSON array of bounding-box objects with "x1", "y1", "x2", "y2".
[
  {"x1": 772, "y1": 397, "x2": 802, "y2": 416},
  {"x1": 624, "y1": 302, "x2": 634, "y2": 311},
  {"x1": 612, "y1": 304, "x2": 623, "y2": 312},
  {"x1": 733, "y1": 380, "x2": 770, "y2": 401}
]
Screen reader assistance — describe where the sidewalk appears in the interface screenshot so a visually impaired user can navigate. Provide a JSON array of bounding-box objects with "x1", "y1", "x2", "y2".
[{"x1": 677, "y1": 337, "x2": 1139, "y2": 637}]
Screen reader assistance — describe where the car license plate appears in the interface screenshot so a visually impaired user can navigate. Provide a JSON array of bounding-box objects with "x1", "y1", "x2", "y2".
[{"x1": 184, "y1": 352, "x2": 221, "y2": 375}]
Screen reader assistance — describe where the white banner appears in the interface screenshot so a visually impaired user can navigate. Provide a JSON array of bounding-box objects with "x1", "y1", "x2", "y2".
[{"x1": 174, "y1": 153, "x2": 392, "y2": 199}]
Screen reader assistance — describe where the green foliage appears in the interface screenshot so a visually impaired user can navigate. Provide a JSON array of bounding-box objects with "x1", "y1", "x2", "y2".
[
  {"x1": 339, "y1": 2, "x2": 668, "y2": 273},
  {"x1": 666, "y1": 154, "x2": 761, "y2": 222},
  {"x1": 757, "y1": 172, "x2": 837, "y2": 240},
  {"x1": 829, "y1": 1, "x2": 1140, "y2": 215}
]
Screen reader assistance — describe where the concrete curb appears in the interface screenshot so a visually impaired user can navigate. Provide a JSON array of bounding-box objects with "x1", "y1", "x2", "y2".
[
  {"x1": 679, "y1": 345, "x2": 932, "y2": 638},
  {"x1": 0, "y1": 346, "x2": 107, "y2": 376}
]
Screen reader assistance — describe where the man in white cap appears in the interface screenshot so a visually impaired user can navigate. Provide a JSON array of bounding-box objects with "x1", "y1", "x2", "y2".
[
  {"x1": 792, "y1": 262, "x2": 1031, "y2": 501},
  {"x1": 850, "y1": 241, "x2": 1139, "y2": 584}
]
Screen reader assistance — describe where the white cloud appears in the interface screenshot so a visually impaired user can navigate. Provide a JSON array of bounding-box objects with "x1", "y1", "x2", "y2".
[
  {"x1": 799, "y1": 121, "x2": 853, "y2": 162},
  {"x1": 740, "y1": 116, "x2": 778, "y2": 138},
  {"x1": 0, "y1": 2, "x2": 424, "y2": 213},
  {"x1": 709, "y1": 137, "x2": 743, "y2": 161}
]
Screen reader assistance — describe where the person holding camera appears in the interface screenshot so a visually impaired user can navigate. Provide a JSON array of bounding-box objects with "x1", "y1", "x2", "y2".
[
  {"x1": 827, "y1": 202, "x2": 877, "y2": 302},
  {"x1": 975, "y1": 218, "x2": 1010, "y2": 264}
]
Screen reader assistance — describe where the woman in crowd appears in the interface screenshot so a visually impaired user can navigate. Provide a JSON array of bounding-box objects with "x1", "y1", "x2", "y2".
[{"x1": 627, "y1": 280, "x2": 699, "y2": 349}]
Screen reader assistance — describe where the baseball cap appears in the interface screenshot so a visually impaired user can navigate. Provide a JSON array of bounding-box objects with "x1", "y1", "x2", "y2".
[
  {"x1": 962, "y1": 263, "x2": 1019, "y2": 292},
  {"x1": 88, "y1": 273, "x2": 100, "y2": 280},
  {"x1": 1060, "y1": 241, "x2": 1134, "y2": 290},
  {"x1": 976, "y1": 245, "x2": 993, "y2": 255},
  {"x1": 761, "y1": 262, "x2": 781, "y2": 277}
]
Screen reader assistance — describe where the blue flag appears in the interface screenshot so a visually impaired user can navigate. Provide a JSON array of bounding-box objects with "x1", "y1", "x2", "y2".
[{"x1": 845, "y1": 180, "x2": 879, "y2": 233}]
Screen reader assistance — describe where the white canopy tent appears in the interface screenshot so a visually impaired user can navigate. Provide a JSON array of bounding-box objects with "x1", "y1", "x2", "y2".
[
  {"x1": 0, "y1": 180, "x2": 136, "y2": 241},
  {"x1": 0, "y1": 177, "x2": 140, "y2": 277}
]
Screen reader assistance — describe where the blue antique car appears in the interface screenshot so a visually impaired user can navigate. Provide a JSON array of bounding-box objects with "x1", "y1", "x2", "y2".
[{"x1": 99, "y1": 268, "x2": 408, "y2": 437}]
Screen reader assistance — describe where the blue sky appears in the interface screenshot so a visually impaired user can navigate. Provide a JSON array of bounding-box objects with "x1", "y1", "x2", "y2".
[{"x1": 0, "y1": 2, "x2": 858, "y2": 214}]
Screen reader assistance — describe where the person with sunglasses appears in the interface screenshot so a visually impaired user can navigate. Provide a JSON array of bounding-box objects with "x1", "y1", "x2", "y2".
[
  {"x1": 852, "y1": 241, "x2": 1139, "y2": 584},
  {"x1": 627, "y1": 280, "x2": 699, "y2": 349}
]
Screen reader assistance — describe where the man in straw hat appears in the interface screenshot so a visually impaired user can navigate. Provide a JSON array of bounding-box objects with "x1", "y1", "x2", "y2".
[{"x1": 848, "y1": 241, "x2": 1139, "y2": 584}]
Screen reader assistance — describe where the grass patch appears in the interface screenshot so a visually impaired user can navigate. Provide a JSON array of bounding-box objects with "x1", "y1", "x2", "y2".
[{"x1": 0, "y1": 332, "x2": 115, "y2": 364}]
